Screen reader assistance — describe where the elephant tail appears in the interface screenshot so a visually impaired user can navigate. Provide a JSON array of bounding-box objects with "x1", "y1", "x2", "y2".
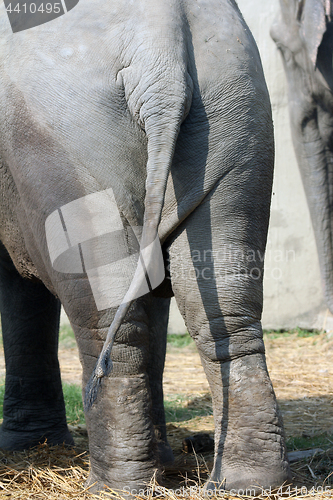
[{"x1": 84, "y1": 69, "x2": 193, "y2": 411}]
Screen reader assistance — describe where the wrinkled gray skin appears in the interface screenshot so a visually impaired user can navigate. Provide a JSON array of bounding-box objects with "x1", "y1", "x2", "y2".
[
  {"x1": 0, "y1": 0, "x2": 290, "y2": 493},
  {"x1": 271, "y1": 0, "x2": 333, "y2": 314}
]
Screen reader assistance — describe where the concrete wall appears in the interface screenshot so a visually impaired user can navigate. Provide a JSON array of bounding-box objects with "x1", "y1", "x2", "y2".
[
  {"x1": 168, "y1": 0, "x2": 333, "y2": 333},
  {"x1": 236, "y1": 0, "x2": 333, "y2": 330}
]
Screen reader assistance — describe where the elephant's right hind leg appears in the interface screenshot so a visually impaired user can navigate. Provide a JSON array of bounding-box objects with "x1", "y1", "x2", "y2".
[
  {"x1": 0, "y1": 243, "x2": 73, "y2": 450},
  {"x1": 168, "y1": 187, "x2": 290, "y2": 493}
]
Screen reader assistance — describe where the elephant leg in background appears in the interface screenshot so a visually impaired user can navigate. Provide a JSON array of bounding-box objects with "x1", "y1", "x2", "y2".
[
  {"x1": 0, "y1": 243, "x2": 73, "y2": 450},
  {"x1": 270, "y1": 0, "x2": 333, "y2": 314},
  {"x1": 169, "y1": 182, "x2": 290, "y2": 491},
  {"x1": 146, "y1": 296, "x2": 174, "y2": 465}
]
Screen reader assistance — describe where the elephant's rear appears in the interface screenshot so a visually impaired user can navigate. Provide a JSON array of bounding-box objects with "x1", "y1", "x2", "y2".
[
  {"x1": 0, "y1": 0, "x2": 289, "y2": 494},
  {"x1": 162, "y1": 0, "x2": 274, "y2": 243}
]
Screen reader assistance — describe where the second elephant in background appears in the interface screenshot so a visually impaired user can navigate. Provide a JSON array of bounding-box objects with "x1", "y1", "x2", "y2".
[{"x1": 271, "y1": 0, "x2": 333, "y2": 312}]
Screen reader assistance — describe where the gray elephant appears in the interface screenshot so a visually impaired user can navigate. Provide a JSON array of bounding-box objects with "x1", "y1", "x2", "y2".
[
  {"x1": 271, "y1": 0, "x2": 333, "y2": 314},
  {"x1": 0, "y1": 0, "x2": 290, "y2": 494}
]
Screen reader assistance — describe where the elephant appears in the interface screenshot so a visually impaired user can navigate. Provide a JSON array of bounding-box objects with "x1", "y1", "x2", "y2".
[
  {"x1": 0, "y1": 0, "x2": 290, "y2": 494},
  {"x1": 271, "y1": 0, "x2": 333, "y2": 315}
]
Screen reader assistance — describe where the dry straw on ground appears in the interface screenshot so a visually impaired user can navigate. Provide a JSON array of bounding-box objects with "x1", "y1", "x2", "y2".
[
  {"x1": 0, "y1": 330, "x2": 333, "y2": 498},
  {"x1": 0, "y1": 443, "x2": 92, "y2": 499},
  {"x1": 0, "y1": 442, "x2": 332, "y2": 500},
  {"x1": 163, "y1": 331, "x2": 333, "y2": 440}
]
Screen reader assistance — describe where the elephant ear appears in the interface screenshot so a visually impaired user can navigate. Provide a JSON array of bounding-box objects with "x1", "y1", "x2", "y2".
[{"x1": 300, "y1": 0, "x2": 329, "y2": 67}]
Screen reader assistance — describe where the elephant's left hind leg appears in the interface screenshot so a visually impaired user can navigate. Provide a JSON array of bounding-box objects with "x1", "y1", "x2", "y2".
[{"x1": 0, "y1": 243, "x2": 73, "y2": 450}]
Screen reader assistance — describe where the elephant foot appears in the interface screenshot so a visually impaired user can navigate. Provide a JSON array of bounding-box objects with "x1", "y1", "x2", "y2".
[
  {"x1": 204, "y1": 463, "x2": 291, "y2": 496},
  {"x1": 85, "y1": 374, "x2": 160, "y2": 494},
  {"x1": 85, "y1": 466, "x2": 160, "y2": 497},
  {"x1": 84, "y1": 472, "x2": 108, "y2": 495},
  {"x1": 198, "y1": 353, "x2": 291, "y2": 496},
  {"x1": 157, "y1": 441, "x2": 174, "y2": 466},
  {"x1": 182, "y1": 433, "x2": 214, "y2": 454},
  {"x1": 0, "y1": 425, "x2": 74, "y2": 451}
]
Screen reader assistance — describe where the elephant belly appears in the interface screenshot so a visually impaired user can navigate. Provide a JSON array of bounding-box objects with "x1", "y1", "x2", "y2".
[{"x1": 0, "y1": 158, "x2": 40, "y2": 280}]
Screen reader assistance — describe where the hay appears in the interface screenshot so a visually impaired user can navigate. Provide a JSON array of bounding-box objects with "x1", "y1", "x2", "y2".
[
  {"x1": 265, "y1": 332, "x2": 333, "y2": 439},
  {"x1": 0, "y1": 443, "x2": 332, "y2": 499},
  {"x1": 0, "y1": 333, "x2": 333, "y2": 498},
  {"x1": 0, "y1": 442, "x2": 128, "y2": 499},
  {"x1": 163, "y1": 342, "x2": 210, "y2": 398},
  {"x1": 0, "y1": 442, "x2": 223, "y2": 499},
  {"x1": 0, "y1": 442, "x2": 91, "y2": 499},
  {"x1": 58, "y1": 348, "x2": 82, "y2": 386},
  {"x1": 164, "y1": 332, "x2": 333, "y2": 440}
]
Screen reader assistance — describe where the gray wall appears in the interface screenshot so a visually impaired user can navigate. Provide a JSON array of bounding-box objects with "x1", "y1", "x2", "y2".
[
  {"x1": 237, "y1": 0, "x2": 333, "y2": 330},
  {"x1": 168, "y1": 0, "x2": 333, "y2": 333}
]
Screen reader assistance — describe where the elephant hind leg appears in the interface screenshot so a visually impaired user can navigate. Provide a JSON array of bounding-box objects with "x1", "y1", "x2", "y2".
[
  {"x1": 73, "y1": 295, "x2": 162, "y2": 493},
  {"x1": 146, "y1": 296, "x2": 174, "y2": 466},
  {"x1": 196, "y1": 318, "x2": 289, "y2": 492},
  {"x1": 0, "y1": 243, "x2": 73, "y2": 450},
  {"x1": 168, "y1": 188, "x2": 290, "y2": 492}
]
